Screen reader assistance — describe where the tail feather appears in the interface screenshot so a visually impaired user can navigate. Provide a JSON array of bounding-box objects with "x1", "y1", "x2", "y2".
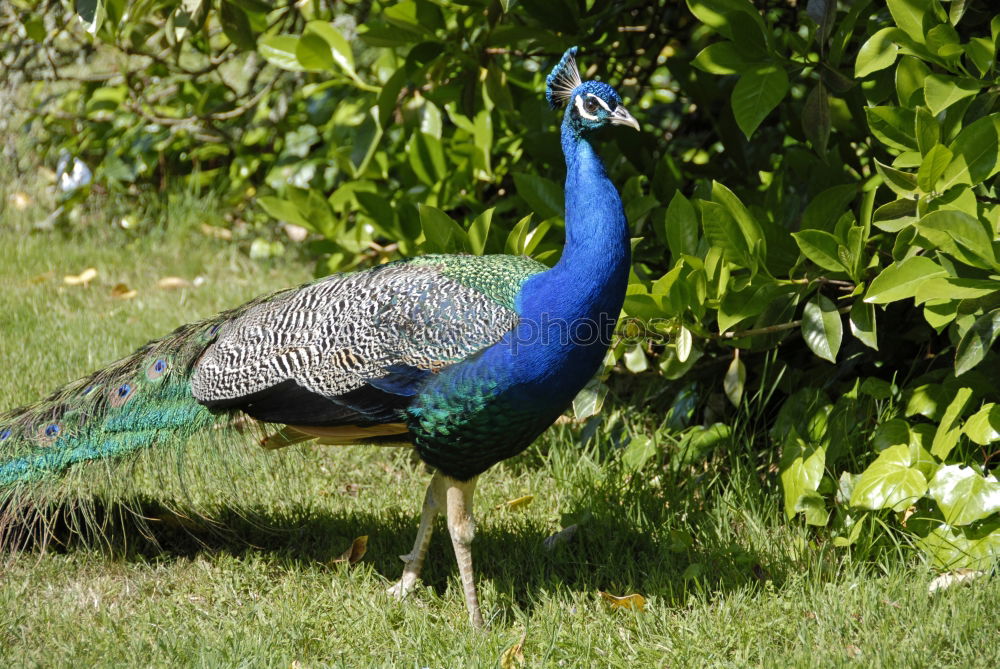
[{"x1": 0, "y1": 317, "x2": 225, "y2": 488}]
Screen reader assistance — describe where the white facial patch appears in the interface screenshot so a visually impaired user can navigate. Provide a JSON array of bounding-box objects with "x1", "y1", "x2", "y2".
[
  {"x1": 574, "y1": 95, "x2": 598, "y2": 120},
  {"x1": 574, "y1": 93, "x2": 613, "y2": 121},
  {"x1": 586, "y1": 93, "x2": 612, "y2": 112}
]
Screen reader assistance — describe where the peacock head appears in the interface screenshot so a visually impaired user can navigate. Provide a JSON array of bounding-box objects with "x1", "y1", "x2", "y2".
[{"x1": 546, "y1": 46, "x2": 639, "y2": 135}]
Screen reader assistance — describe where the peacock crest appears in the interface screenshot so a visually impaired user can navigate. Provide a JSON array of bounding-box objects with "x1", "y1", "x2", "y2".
[{"x1": 545, "y1": 46, "x2": 582, "y2": 109}]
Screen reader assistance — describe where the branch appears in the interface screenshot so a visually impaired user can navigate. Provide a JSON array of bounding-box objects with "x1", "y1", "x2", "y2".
[{"x1": 716, "y1": 304, "x2": 853, "y2": 340}]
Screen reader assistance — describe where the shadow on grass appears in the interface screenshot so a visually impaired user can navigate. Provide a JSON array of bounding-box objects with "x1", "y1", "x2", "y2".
[{"x1": 1, "y1": 479, "x2": 786, "y2": 620}]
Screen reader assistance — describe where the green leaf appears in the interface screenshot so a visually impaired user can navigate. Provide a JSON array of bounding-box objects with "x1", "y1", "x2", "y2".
[
  {"x1": 676, "y1": 326, "x2": 693, "y2": 363},
  {"x1": 700, "y1": 201, "x2": 753, "y2": 271},
  {"x1": 407, "y1": 132, "x2": 446, "y2": 185},
  {"x1": 505, "y1": 214, "x2": 533, "y2": 256},
  {"x1": 513, "y1": 173, "x2": 563, "y2": 221},
  {"x1": 866, "y1": 106, "x2": 917, "y2": 152},
  {"x1": 929, "y1": 465, "x2": 1000, "y2": 526},
  {"x1": 802, "y1": 294, "x2": 842, "y2": 363},
  {"x1": 955, "y1": 308, "x2": 1000, "y2": 376},
  {"x1": 963, "y1": 403, "x2": 1000, "y2": 446},
  {"x1": 377, "y1": 67, "x2": 409, "y2": 129},
  {"x1": 663, "y1": 191, "x2": 699, "y2": 260},
  {"x1": 257, "y1": 196, "x2": 312, "y2": 231},
  {"x1": 419, "y1": 204, "x2": 467, "y2": 253},
  {"x1": 855, "y1": 27, "x2": 899, "y2": 77},
  {"x1": 887, "y1": 0, "x2": 936, "y2": 44},
  {"x1": 692, "y1": 41, "x2": 757, "y2": 74},
  {"x1": 220, "y1": 1, "x2": 255, "y2": 50},
  {"x1": 872, "y1": 199, "x2": 918, "y2": 232},
  {"x1": 356, "y1": 192, "x2": 400, "y2": 239},
  {"x1": 723, "y1": 353, "x2": 745, "y2": 407},
  {"x1": 467, "y1": 208, "x2": 492, "y2": 255},
  {"x1": 850, "y1": 444, "x2": 928, "y2": 512},
  {"x1": 874, "y1": 159, "x2": 918, "y2": 196},
  {"x1": 779, "y1": 433, "x2": 826, "y2": 520},
  {"x1": 849, "y1": 301, "x2": 879, "y2": 350},
  {"x1": 685, "y1": 0, "x2": 766, "y2": 41},
  {"x1": 731, "y1": 65, "x2": 789, "y2": 139},
  {"x1": 864, "y1": 256, "x2": 947, "y2": 304},
  {"x1": 623, "y1": 344, "x2": 649, "y2": 373},
  {"x1": 940, "y1": 113, "x2": 1000, "y2": 189},
  {"x1": 917, "y1": 144, "x2": 953, "y2": 192},
  {"x1": 75, "y1": 0, "x2": 105, "y2": 36},
  {"x1": 258, "y1": 35, "x2": 305, "y2": 71},
  {"x1": 923, "y1": 74, "x2": 981, "y2": 116},
  {"x1": 914, "y1": 278, "x2": 999, "y2": 304},
  {"x1": 622, "y1": 435, "x2": 657, "y2": 472},
  {"x1": 917, "y1": 209, "x2": 996, "y2": 269},
  {"x1": 896, "y1": 56, "x2": 931, "y2": 106},
  {"x1": 931, "y1": 386, "x2": 972, "y2": 459},
  {"x1": 792, "y1": 230, "x2": 848, "y2": 273},
  {"x1": 801, "y1": 184, "x2": 858, "y2": 232},
  {"x1": 915, "y1": 107, "x2": 940, "y2": 155},
  {"x1": 711, "y1": 182, "x2": 764, "y2": 260},
  {"x1": 918, "y1": 522, "x2": 1000, "y2": 571},
  {"x1": 965, "y1": 37, "x2": 995, "y2": 77},
  {"x1": 802, "y1": 82, "x2": 830, "y2": 155},
  {"x1": 717, "y1": 281, "x2": 787, "y2": 333},
  {"x1": 572, "y1": 376, "x2": 608, "y2": 419}
]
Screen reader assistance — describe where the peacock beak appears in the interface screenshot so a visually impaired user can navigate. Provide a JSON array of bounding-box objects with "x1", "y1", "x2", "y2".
[{"x1": 610, "y1": 105, "x2": 640, "y2": 131}]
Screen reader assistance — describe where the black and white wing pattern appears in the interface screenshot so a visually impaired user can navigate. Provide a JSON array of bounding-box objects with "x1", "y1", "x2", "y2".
[{"x1": 190, "y1": 256, "x2": 542, "y2": 428}]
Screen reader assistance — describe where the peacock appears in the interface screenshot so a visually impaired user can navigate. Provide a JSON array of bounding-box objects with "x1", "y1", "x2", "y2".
[{"x1": 0, "y1": 47, "x2": 638, "y2": 628}]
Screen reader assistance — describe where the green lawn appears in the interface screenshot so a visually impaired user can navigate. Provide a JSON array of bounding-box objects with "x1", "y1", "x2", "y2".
[{"x1": 1, "y1": 183, "x2": 997, "y2": 668}]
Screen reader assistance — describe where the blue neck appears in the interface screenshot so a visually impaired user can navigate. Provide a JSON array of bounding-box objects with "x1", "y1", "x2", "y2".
[
  {"x1": 502, "y1": 120, "x2": 631, "y2": 391},
  {"x1": 552, "y1": 122, "x2": 631, "y2": 292}
]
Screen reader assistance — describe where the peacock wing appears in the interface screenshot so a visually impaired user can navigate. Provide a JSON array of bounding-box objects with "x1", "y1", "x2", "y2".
[{"x1": 190, "y1": 255, "x2": 545, "y2": 430}]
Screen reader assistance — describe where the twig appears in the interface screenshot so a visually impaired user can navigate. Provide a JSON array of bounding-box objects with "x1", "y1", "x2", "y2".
[{"x1": 717, "y1": 304, "x2": 852, "y2": 340}]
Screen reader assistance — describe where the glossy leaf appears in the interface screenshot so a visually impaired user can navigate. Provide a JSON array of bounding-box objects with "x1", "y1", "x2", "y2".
[
  {"x1": 930, "y1": 387, "x2": 971, "y2": 460},
  {"x1": 779, "y1": 433, "x2": 826, "y2": 520},
  {"x1": 663, "y1": 191, "x2": 699, "y2": 260},
  {"x1": 929, "y1": 465, "x2": 1000, "y2": 526},
  {"x1": 802, "y1": 294, "x2": 842, "y2": 363},
  {"x1": 864, "y1": 256, "x2": 947, "y2": 304},
  {"x1": 964, "y1": 404, "x2": 1000, "y2": 446},
  {"x1": 850, "y1": 444, "x2": 927, "y2": 512},
  {"x1": 723, "y1": 353, "x2": 745, "y2": 407},
  {"x1": 955, "y1": 308, "x2": 1000, "y2": 376},
  {"x1": 849, "y1": 301, "x2": 878, "y2": 350},
  {"x1": 855, "y1": 27, "x2": 899, "y2": 77},
  {"x1": 731, "y1": 65, "x2": 789, "y2": 139}
]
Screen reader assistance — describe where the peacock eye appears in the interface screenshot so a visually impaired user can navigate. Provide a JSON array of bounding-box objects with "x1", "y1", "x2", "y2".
[{"x1": 583, "y1": 97, "x2": 600, "y2": 114}]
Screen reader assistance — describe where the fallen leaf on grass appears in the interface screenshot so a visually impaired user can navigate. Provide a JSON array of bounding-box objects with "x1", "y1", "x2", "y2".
[
  {"x1": 110, "y1": 283, "x2": 137, "y2": 299},
  {"x1": 599, "y1": 591, "x2": 646, "y2": 611},
  {"x1": 901, "y1": 505, "x2": 916, "y2": 527},
  {"x1": 542, "y1": 524, "x2": 578, "y2": 550},
  {"x1": 928, "y1": 568, "x2": 985, "y2": 594},
  {"x1": 495, "y1": 495, "x2": 534, "y2": 511},
  {"x1": 29, "y1": 271, "x2": 55, "y2": 284},
  {"x1": 331, "y1": 535, "x2": 368, "y2": 565},
  {"x1": 284, "y1": 223, "x2": 309, "y2": 242},
  {"x1": 200, "y1": 223, "x2": 233, "y2": 240},
  {"x1": 157, "y1": 276, "x2": 191, "y2": 290},
  {"x1": 10, "y1": 191, "x2": 31, "y2": 210},
  {"x1": 499, "y1": 630, "x2": 526, "y2": 669},
  {"x1": 64, "y1": 267, "x2": 97, "y2": 286}
]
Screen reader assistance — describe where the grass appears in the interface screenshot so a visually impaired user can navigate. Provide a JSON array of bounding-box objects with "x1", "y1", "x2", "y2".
[{"x1": 1, "y1": 179, "x2": 998, "y2": 668}]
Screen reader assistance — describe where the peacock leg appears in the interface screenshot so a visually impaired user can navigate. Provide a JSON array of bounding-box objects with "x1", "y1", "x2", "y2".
[
  {"x1": 443, "y1": 474, "x2": 485, "y2": 628},
  {"x1": 388, "y1": 470, "x2": 446, "y2": 599}
]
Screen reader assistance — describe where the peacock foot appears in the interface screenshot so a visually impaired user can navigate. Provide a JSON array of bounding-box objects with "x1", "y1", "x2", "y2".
[{"x1": 387, "y1": 554, "x2": 421, "y2": 599}]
